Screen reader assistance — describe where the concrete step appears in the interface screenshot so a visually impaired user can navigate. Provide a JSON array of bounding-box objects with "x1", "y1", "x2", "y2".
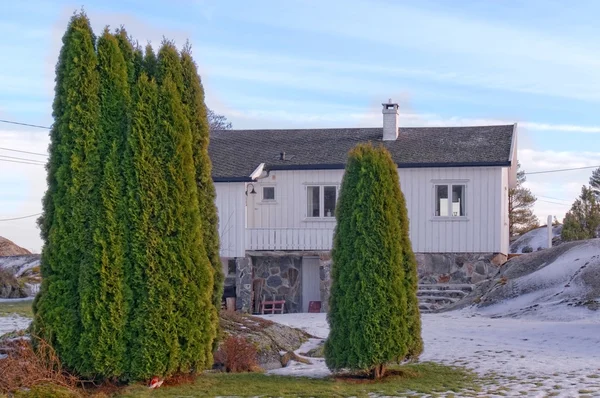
[
  {"x1": 416, "y1": 289, "x2": 467, "y2": 298},
  {"x1": 417, "y1": 295, "x2": 458, "y2": 304},
  {"x1": 416, "y1": 283, "x2": 474, "y2": 313},
  {"x1": 418, "y1": 283, "x2": 473, "y2": 293}
]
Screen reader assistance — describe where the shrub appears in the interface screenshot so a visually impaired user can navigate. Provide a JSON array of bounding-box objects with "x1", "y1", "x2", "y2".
[{"x1": 214, "y1": 336, "x2": 258, "y2": 373}]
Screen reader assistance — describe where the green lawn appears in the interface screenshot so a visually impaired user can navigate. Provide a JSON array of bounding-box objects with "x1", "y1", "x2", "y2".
[
  {"x1": 116, "y1": 363, "x2": 477, "y2": 398},
  {"x1": 0, "y1": 299, "x2": 34, "y2": 318}
]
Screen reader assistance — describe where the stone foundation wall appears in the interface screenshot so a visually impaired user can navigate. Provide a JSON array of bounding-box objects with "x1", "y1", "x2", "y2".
[
  {"x1": 250, "y1": 255, "x2": 303, "y2": 313},
  {"x1": 416, "y1": 252, "x2": 507, "y2": 284},
  {"x1": 235, "y1": 257, "x2": 252, "y2": 312},
  {"x1": 318, "y1": 253, "x2": 332, "y2": 313},
  {"x1": 232, "y1": 251, "x2": 505, "y2": 313}
]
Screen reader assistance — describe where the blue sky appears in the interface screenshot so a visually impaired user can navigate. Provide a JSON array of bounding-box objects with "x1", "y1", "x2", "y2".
[{"x1": 2, "y1": 0, "x2": 600, "y2": 251}]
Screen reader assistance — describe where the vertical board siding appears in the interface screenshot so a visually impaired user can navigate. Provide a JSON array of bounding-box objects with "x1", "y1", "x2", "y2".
[
  {"x1": 500, "y1": 168, "x2": 510, "y2": 254},
  {"x1": 215, "y1": 182, "x2": 246, "y2": 257},
  {"x1": 221, "y1": 167, "x2": 506, "y2": 255}
]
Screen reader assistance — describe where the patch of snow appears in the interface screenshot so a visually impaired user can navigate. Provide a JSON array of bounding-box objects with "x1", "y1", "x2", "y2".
[
  {"x1": 482, "y1": 240, "x2": 600, "y2": 320},
  {"x1": 259, "y1": 313, "x2": 328, "y2": 338},
  {"x1": 0, "y1": 315, "x2": 31, "y2": 335},
  {"x1": 262, "y1": 312, "x2": 600, "y2": 397},
  {"x1": 0, "y1": 255, "x2": 40, "y2": 277},
  {"x1": 510, "y1": 225, "x2": 561, "y2": 254}
]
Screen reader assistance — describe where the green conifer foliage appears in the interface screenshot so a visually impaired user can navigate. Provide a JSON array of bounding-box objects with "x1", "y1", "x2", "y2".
[
  {"x1": 180, "y1": 44, "x2": 224, "y2": 318},
  {"x1": 35, "y1": 15, "x2": 219, "y2": 381},
  {"x1": 156, "y1": 42, "x2": 217, "y2": 373},
  {"x1": 143, "y1": 44, "x2": 157, "y2": 79},
  {"x1": 125, "y1": 72, "x2": 174, "y2": 379},
  {"x1": 324, "y1": 144, "x2": 421, "y2": 379},
  {"x1": 33, "y1": 12, "x2": 100, "y2": 371},
  {"x1": 77, "y1": 28, "x2": 129, "y2": 378},
  {"x1": 396, "y1": 179, "x2": 423, "y2": 360}
]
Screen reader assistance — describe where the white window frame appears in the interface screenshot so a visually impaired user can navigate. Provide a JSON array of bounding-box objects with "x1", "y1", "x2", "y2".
[
  {"x1": 432, "y1": 180, "x2": 468, "y2": 221},
  {"x1": 304, "y1": 184, "x2": 339, "y2": 220},
  {"x1": 261, "y1": 186, "x2": 276, "y2": 203}
]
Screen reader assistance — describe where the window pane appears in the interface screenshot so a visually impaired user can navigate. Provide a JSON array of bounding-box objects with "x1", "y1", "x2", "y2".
[
  {"x1": 307, "y1": 186, "x2": 320, "y2": 217},
  {"x1": 452, "y1": 185, "x2": 465, "y2": 216},
  {"x1": 324, "y1": 186, "x2": 337, "y2": 217},
  {"x1": 263, "y1": 187, "x2": 275, "y2": 201},
  {"x1": 435, "y1": 185, "x2": 448, "y2": 216}
]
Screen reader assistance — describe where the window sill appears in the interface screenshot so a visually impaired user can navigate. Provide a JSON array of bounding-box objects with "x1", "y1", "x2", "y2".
[
  {"x1": 303, "y1": 217, "x2": 336, "y2": 222},
  {"x1": 258, "y1": 201, "x2": 278, "y2": 205},
  {"x1": 431, "y1": 217, "x2": 469, "y2": 222}
]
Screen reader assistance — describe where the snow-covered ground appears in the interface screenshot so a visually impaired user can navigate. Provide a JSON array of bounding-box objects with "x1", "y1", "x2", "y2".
[
  {"x1": 0, "y1": 314, "x2": 30, "y2": 335},
  {"x1": 260, "y1": 309, "x2": 600, "y2": 397},
  {"x1": 510, "y1": 225, "x2": 562, "y2": 254}
]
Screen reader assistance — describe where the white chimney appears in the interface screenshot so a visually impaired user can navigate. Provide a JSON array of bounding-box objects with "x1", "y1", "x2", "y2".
[{"x1": 382, "y1": 99, "x2": 399, "y2": 141}]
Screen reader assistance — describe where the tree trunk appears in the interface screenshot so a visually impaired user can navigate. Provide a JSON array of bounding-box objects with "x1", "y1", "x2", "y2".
[{"x1": 372, "y1": 364, "x2": 386, "y2": 379}]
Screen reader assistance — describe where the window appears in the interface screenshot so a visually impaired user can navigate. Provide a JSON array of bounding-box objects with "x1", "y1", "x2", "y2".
[
  {"x1": 307, "y1": 185, "x2": 337, "y2": 218},
  {"x1": 324, "y1": 186, "x2": 336, "y2": 217},
  {"x1": 262, "y1": 186, "x2": 275, "y2": 201},
  {"x1": 435, "y1": 183, "x2": 465, "y2": 217},
  {"x1": 307, "y1": 186, "x2": 320, "y2": 217}
]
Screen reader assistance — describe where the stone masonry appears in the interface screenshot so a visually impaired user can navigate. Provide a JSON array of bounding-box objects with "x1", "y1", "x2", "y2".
[
  {"x1": 415, "y1": 252, "x2": 507, "y2": 284},
  {"x1": 250, "y1": 255, "x2": 303, "y2": 313},
  {"x1": 233, "y1": 251, "x2": 507, "y2": 314}
]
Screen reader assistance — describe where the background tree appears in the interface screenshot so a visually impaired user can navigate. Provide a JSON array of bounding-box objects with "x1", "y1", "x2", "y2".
[
  {"x1": 561, "y1": 185, "x2": 600, "y2": 241},
  {"x1": 325, "y1": 143, "x2": 421, "y2": 379},
  {"x1": 207, "y1": 108, "x2": 232, "y2": 131},
  {"x1": 590, "y1": 166, "x2": 600, "y2": 199},
  {"x1": 33, "y1": 12, "x2": 100, "y2": 371},
  {"x1": 509, "y1": 162, "x2": 539, "y2": 235}
]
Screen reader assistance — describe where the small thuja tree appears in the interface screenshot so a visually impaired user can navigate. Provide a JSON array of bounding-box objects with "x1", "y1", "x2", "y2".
[{"x1": 325, "y1": 143, "x2": 422, "y2": 379}]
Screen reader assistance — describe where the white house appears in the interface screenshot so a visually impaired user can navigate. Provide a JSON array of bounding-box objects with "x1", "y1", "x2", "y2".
[{"x1": 209, "y1": 102, "x2": 518, "y2": 313}]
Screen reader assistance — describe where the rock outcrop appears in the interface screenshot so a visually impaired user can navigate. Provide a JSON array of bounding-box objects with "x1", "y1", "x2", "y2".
[
  {"x1": 0, "y1": 237, "x2": 30, "y2": 257},
  {"x1": 219, "y1": 311, "x2": 310, "y2": 370},
  {"x1": 445, "y1": 239, "x2": 600, "y2": 317},
  {"x1": 0, "y1": 255, "x2": 40, "y2": 298}
]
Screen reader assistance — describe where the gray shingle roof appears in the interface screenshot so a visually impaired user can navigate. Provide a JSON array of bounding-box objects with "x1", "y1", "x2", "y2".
[{"x1": 209, "y1": 125, "x2": 516, "y2": 181}]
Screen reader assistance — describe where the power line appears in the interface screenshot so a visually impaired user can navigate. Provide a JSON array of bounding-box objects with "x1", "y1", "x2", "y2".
[
  {"x1": 0, "y1": 158, "x2": 45, "y2": 166},
  {"x1": 0, "y1": 155, "x2": 46, "y2": 164},
  {"x1": 0, "y1": 119, "x2": 51, "y2": 130},
  {"x1": 0, "y1": 213, "x2": 42, "y2": 222},
  {"x1": 0, "y1": 147, "x2": 48, "y2": 157},
  {"x1": 537, "y1": 195, "x2": 571, "y2": 203},
  {"x1": 537, "y1": 199, "x2": 571, "y2": 205},
  {"x1": 526, "y1": 165, "x2": 600, "y2": 175}
]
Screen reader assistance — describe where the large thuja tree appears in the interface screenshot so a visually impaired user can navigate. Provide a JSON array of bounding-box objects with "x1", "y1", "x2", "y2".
[
  {"x1": 180, "y1": 44, "x2": 223, "y2": 318},
  {"x1": 324, "y1": 143, "x2": 421, "y2": 379},
  {"x1": 35, "y1": 13, "x2": 219, "y2": 381},
  {"x1": 34, "y1": 12, "x2": 100, "y2": 371},
  {"x1": 77, "y1": 28, "x2": 130, "y2": 377}
]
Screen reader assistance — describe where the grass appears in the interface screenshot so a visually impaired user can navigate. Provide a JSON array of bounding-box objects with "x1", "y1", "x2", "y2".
[
  {"x1": 0, "y1": 298, "x2": 33, "y2": 318},
  {"x1": 115, "y1": 363, "x2": 476, "y2": 398}
]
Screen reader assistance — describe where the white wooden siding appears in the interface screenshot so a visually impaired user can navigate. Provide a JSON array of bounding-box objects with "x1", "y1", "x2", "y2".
[
  {"x1": 244, "y1": 167, "x2": 506, "y2": 254},
  {"x1": 500, "y1": 168, "x2": 510, "y2": 254},
  {"x1": 215, "y1": 182, "x2": 246, "y2": 257}
]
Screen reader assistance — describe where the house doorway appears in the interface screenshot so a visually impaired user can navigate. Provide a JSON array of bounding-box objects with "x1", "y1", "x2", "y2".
[{"x1": 302, "y1": 256, "x2": 321, "y2": 312}]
